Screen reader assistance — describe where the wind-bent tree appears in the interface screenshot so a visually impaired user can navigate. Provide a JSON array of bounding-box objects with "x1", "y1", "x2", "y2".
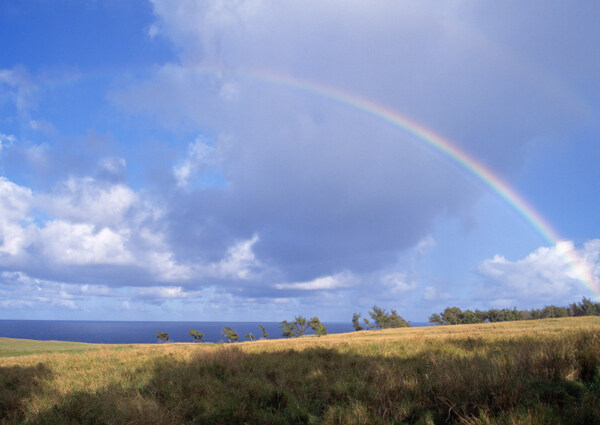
[
  {"x1": 156, "y1": 331, "x2": 170, "y2": 343},
  {"x1": 388, "y1": 309, "x2": 409, "y2": 328},
  {"x1": 222, "y1": 326, "x2": 239, "y2": 343},
  {"x1": 188, "y1": 329, "x2": 204, "y2": 342},
  {"x1": 258, "y1": 324, "x2": 269, "y2": 339},
  {"x1": 245, "y1": 333, "x2": 256, "y2": 341},
  {"x1": 352, "y1": 313, "x2": 364, "y2": 331},
  {"x1": 363, "y1": 318, "x2": 376, "y2": 330},
  {"x1": 428, "y1": 313, "x2": 444, "y2": 326},
  {"x1": 309, "y1": 317, "x2": 327, "y2": 336},
  {"x1": 279, "y1": 320, "x2": 296, "y2": 338},
  {"x1": 367, "y1": 306, "x2": 409, "y2": 329},
  {"x1": 293, "y1": 316, "x2": 309, "y2": 336},
  {"x1": 279, "y1": 316, "x2": 310, "y2": 338}
]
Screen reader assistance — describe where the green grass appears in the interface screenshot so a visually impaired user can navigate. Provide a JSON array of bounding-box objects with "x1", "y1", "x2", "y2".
[
  {"x1": 0, "y1": 337, "x2": 103, "y2": 357},
  {"x1": 1, "y1": 317, "x2": 599, "y2": 424}
]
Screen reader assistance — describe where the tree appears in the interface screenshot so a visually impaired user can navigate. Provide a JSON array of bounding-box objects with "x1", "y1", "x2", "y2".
[
  {"x1": 279, "y1": 320, "x2": 296, "y2": 338},
  {"x1": 571, "y1": 297, "x2": 600, "y2": 316},
  {"x1": 462, "y1": 310, "x2": 480, "y2": 324},
  {"x1": 245, "y1": 333, "x2": 256, "y2": 341},
  {"x1": 388, "y1": 309, "x2": 409, "y2": 328},
  {"x1": 293, "y1": 316, "x2": 309, "y2": 336},
  {"x1": 156, "y1": 331, "x2": 170, "y2": 343},
  {"x1": 363, "y1": 318, "x2": 376, "y2": 330},
  {"x1": 279, "y1": 316, "x2": 310, "y2": 338},
  {"x1": 188, "y1": 329, "x2": 204, "y2": 342},
  {"x1": 441, "y1": 307, "x2": 463, "y2": 325},
  {"x1": 222, "y1": 326, "x2": 239, "y2": 343},
  {"x1": 367, "y1": 306, "x2": 409, "y2": 329},
  {"x1": 308, "y1": 317, "x2": 327, "y2": 336},
  {"x1": 368, "y1": 305, "x2": 389, "y2": 329},
  {"x1": 352, "y1": 313, "x2": 364, "y2": 331},
  {"x1": 428, "y1": 313, "x2": 444, "y2": 326},
  {"x1": 258, "y1": 324, "x2": 269, "y2": 339}
]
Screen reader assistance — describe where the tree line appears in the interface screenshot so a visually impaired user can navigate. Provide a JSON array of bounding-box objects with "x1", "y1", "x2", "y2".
[
  {"x1": 155, "y1": 317, "x2": 327, "y2": 343},
  {"x1": 351, "y1": 306, "x2": 409, "y2": 330},
  {"x1": 155, "y1": 297, "x2": 599, "y2": 342},
  {"x1": 428, "y1": 297, "x2": 600, "y2": 326}
]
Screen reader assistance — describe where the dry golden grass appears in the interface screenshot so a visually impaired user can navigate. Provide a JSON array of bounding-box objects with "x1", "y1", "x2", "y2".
[{"x1": 1, "y1": 317, "x2": 599, "y2": 424}]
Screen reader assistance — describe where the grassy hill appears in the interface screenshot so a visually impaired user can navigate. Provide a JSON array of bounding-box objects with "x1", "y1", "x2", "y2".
[
  {"x1": 0, "y1": 337, "x2": 104, "y2": 358},
  {"x1": 1, "y1": 317, "x2": 599, "y2": 424}
]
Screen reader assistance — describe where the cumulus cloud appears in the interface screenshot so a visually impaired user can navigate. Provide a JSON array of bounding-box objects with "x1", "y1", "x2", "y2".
[
  {"x1": 106, "y1": 0, "x2": 600, "y2": 291},
  {"x1": 476, "y1": 240, "x2": 600, "y2": 305},
  {"x1": 0, "y1": 177, "x2": 33, "y2": 258},
  {"x1": 381, "y1": 273, "x2": 418, "y2": 293},
  {"x1": 136, "y1": 286, "x2": 192, "y2": 300},
  {"x1": 275, "y1": 271, "x2": 355, "y2": 291},
  {"x1": 2, "y1": 2, "x2": 599, "y2": 318},
  {"x1": 0, "y1": 174, "x2": 191, "y2": 284},
  {"x1": 205, "y1": 234, "x2": 261, "y2": 280},
  {"x1": 423, "y1": 286, "x2": 452, "y2": 302}
]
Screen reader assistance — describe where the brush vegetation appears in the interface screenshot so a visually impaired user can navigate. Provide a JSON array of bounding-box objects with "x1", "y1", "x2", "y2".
[{"x1": 1, "y1": 317, "x2": 600, "y2": 424}]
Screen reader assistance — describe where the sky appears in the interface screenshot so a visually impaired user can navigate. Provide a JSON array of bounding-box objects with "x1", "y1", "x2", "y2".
[{"x1": 0, "y1": 0, "x2": 599, "y2": 322}]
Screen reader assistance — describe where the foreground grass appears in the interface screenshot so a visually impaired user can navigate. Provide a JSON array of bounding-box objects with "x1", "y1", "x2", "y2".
[{"x1": 1, "y1": 317, "x2": 599, "y2": 424}]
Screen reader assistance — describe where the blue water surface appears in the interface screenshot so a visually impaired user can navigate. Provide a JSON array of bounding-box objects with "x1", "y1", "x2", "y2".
[{"x1": 0, "y1": 320, "x2": 430, "y2": 344}]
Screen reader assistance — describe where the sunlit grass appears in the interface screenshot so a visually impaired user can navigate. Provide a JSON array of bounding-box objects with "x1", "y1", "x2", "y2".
[
  {"x1": 1, "y1": 317, "x2": 599, "y2": 424},
  {"x1": 0, "y1": 337, "x2": 103, "y2": 358}
]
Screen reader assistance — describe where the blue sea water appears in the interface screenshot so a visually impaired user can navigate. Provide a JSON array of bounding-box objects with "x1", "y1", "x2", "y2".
[{"x1": 0, "y1": 320, "x2": 431, "y2": 344}]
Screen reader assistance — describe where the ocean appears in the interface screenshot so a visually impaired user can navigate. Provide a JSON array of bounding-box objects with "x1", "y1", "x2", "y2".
[{"x1": 0, "y1": 320, "x2": 431, "y2": 344}]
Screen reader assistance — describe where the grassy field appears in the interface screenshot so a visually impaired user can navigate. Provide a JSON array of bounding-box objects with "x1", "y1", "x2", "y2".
[
  {"x1": 1, "y1": 317, "x2": 599, "y2": 424},
  {"x1": 0, "y1": 337, "x2": 104, "y2": 358}
]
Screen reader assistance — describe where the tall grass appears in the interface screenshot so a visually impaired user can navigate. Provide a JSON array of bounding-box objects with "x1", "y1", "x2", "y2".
[{"x1": 1, "y1": 317, "x2": 599, "y2": 424}]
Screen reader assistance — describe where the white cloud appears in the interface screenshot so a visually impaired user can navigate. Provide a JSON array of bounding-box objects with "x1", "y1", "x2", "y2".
[
  {"x1": 38, "y1": 177, "x2": 137, "y2": 227},
  {"x1": 136, "y1": 286, "x2": 190, "y2": 299},
  {"x1": 173, "y1": 136, "x2": 215, "y2": 187},
  {"x1": 207, "y1": 234, "x2": 261, "y2": 279},
  {"x1": 0, "y1": 133, "x2": 16, "y2": 152},
  {"x1": 416, "y1": 236, "x2": 436, "y2": 255},
  {"x1": 39, "y1": 221, "x2": 133, "y2": 265},
  {"x1": 275, "y1": 271, "x2": 354, "y2": 290},
  {"x1": 0, "y1": 177, "x2": 33, "y2": 257},
  {"x1": 381, "y1": 272, "x2": 418, "y2": 293},
  {"x1": 476, "y1": 240, "x2": 600, "y2": 304},
  {"x1": 423, "y1": 286, "x2": 451, "y2": 301},
  {"x1": 0, "y1": 67, "x2": 37, "y2": 114}
]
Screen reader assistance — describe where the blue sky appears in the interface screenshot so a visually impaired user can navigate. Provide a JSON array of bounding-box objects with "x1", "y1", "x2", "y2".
[{"x1": 0, "y1": 0, "x2": 599, "y2": 322}]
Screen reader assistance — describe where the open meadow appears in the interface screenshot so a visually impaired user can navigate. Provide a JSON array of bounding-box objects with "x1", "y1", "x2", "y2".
[{"x1": 1, "y1": 317, "x2": 600, "y2": 424}]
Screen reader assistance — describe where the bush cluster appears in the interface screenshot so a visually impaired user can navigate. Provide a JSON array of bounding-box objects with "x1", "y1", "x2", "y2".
[{"x1": 429, "y1": 297, "x2": 600, "y2": 325}]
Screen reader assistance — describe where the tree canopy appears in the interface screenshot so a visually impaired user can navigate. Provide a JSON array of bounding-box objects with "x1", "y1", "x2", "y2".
[{"x1": 222, "y1": 326, "x2": 240, "y2": 343}]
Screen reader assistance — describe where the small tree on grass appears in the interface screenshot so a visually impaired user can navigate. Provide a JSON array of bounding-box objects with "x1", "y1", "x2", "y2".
[
  {"x1": 428, "y1": 313, "x2": 444, "y2": 326},
  {"x1": 279, "y1": 320, "x2": 296, "y2": 338},
  {"x1": 156, "y1": 331, "x2": 170, "y2": 343},
  {"x1": 363, "y1": 318, "x2": 376, "y2": 330},
  {"x1": 188, "y1": 329, "x2": 204, "y2": 342},
  {"x1": 279, "y1": 315, "x2": 310, "y2": 338},
  {"x1": 258, "y1": 324, "x2": 269, "y2": 339},
  {"x1": 222, "y1": 326, "x2": 239, "y2": 343},
  {"x1": 245, "y1": 333, "x2": 256, "y2": 341},
  {"x1": 309, "y1": 317, "x2": 327, "y2": 336},
  {"x1": 388, "y1": 309, "x2": 409, "y2": 328},
  {"x1": 293, "y1": 316, "x2": 309, "y2": 336},
  {"x1": 352, "y1": 313, "x2": 364, "y2": 331},
  {"x1": 367, "y1": 306, "x2": 409, "y2": 329}
]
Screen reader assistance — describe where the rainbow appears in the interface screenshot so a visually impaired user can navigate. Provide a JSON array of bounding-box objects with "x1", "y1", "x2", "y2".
[
  {"x1": 43, "y1": 66, "x2": 600, "y2": 297},
  {"x1": 235, "y1": 69, "x2": 598, "y2": 297}
]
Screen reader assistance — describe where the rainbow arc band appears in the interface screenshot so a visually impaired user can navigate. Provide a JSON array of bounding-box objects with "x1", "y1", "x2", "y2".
[{"x1": 240, "y1": 69, "x2": 598, "y2": 297}]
